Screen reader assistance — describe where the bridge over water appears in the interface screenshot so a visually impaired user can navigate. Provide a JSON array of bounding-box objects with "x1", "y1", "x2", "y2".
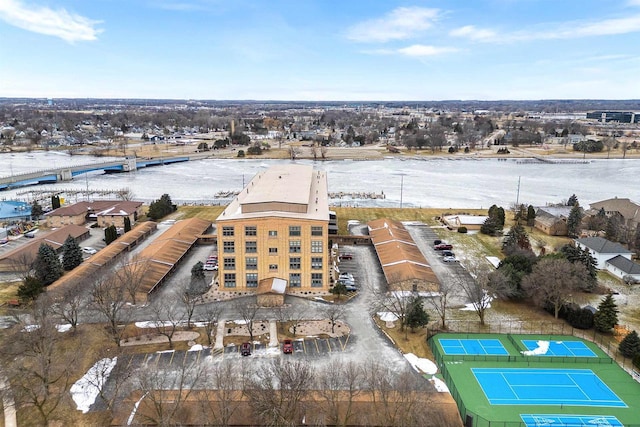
[{"x1": 0, "y1": 155, "x2": 195, "y2": 191}]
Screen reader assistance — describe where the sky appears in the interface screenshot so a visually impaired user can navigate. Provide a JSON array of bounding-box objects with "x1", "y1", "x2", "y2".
[{"x1": 1, "y1": 0, "x2": 640, "y2": 101}]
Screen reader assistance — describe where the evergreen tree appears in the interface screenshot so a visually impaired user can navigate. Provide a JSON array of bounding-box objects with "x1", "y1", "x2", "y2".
[
  {"x1": 148, "y1": 193, "x2": 177, "y2": 221},
  {"x1": 502, "y1": 224, "x2": 531, "y2": 253},
  {"x1": 33, "y1": 243, "x2": 63, "y2": 286},
  {"x1": 593, "y1": 293, "x2": 619, "y2": 333},
  {"x1": 30, "y1": 200, "x2": 44, "y2": 219},
  {"x1": 487, "y1": 205, "x2": 505, "y2": 229},
  {"x1": 633, "y1": 226, "x2": 640, "y2": 251},
  {"x1": 191, "y1": 261, "x2": 205, "y2": 283},
  {"x1": 51, "y1": 194, "x2": 61, "y2": 210},
  {"x1": 567, "y1": 204, "x2": 583, "y2": 238},
  {"x1": 405, "y1": 296, "x2": 430, "y2": 332},
  {"x1": 104, "y1": 225, "x2": 118, "y2": 245},
  {"x1": 330, "y1": 283, "x2": 348, "y2": 300},
  {"x1": 17, "y1": 275, "x2": 44, "y2": 302},
  {"x1": 605, "y1": 216, "x2": 620, "y2": 241},
  {"x1": 61, "y1": 234, "x2": 83, "y2": 271},
  {"x1": 527, "y1": 205, "x2": 536, "y2": 226},
  {"x1": 480, "y1": 217, "x2": 498, "y2": 236},
  {"x1": 567, "y1": 194, "x2": 579, "y2": 206},
  {"x1": 619, "y1": 330, "x2": 640, "y2": 358},
  {"x1": 124, "y1": 216, "x2": 132, "y2": 233}
]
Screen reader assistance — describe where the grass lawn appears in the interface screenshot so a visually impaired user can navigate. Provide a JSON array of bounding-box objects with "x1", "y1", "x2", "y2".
[
  {"x1": 375, "y1": 317, "x2": 434, "y2": 360},
  {"x1": 0, "y1": 280, "x2": 20, "y2": 306}
]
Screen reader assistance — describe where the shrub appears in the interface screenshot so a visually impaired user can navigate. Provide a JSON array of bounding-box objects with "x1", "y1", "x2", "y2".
[
  {"x1": 237, "y1": 149, "x2": 245, "y2": 157},
  {"x1": 567, "y1": 307, "x2": 594, "y2": 329},
  {"x1": 457, "y1": 226, "x2": 468, "y2": 233},
  {"x1": 619, "y1": 330, "x2": 640, "y2": 358}
]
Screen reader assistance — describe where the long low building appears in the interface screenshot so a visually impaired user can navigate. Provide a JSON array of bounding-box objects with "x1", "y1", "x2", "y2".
[{"x1": 368, "y1": 218, "x2": 439, "y2": 293}]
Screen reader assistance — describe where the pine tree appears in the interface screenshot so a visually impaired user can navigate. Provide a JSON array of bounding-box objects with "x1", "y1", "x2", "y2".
[
  {"x1": 124, "y1": 216, "x2": 132, "y2": 233},
  {"x1": 51, "y1": 194, "x2": 61, "y2": 210},
  {"x1": 17, "y1": 275, "x2": 44, "y2": 302},
  {"x1": 527, "y1": 205, "x2": 536, "y2": 226},
  {"x1": 61, "y1": 235, "x2": 83, "y2": 271},
  {"x1": 567, "y1": 204, "x2": 583, "y2": 237},
  {"x1": 405, "y1": 296, "x2": 430, "y2": 332},
  {"x1": 567, "y1": 194, "x2": 579, "y2": 206},
  {"x1": 30, "y1": 200, "x2": 44, "y2": 219},
  {"x1": 480, "y1": 218, "x2": 498, "y2": 236},
  {"x1": 33, "y1": 243, "x2": 63, "y2": 286},
  {"x1": 104, "y1": 225, "x2": 118, "y2": 245},
  {"x1": 593, "y1": 293, "x2": 619, "y2": 333},
  {"x1": 502, "y1": 224, "x2": 531, "y2": 253},
  {"x1": 619, "y1": 330, "x2": 640, "y2": 358}
]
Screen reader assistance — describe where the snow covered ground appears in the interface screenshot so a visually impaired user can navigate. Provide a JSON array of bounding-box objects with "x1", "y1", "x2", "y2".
[{"x1": 70, "y1": 357, "x2": 117, "y2": 413}]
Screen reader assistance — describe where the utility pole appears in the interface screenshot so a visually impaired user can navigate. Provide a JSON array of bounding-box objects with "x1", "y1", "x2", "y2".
[{"x1": 516, "y1": 176, "x2": 521, "y2": 207}]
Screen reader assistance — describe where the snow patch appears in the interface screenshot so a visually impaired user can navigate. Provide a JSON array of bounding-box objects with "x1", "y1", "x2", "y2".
[
  {"x1": 430, "y1": 376, "x2": 450, "y2": 392},
  {"x1": 404, "y1": 353, "x2": 437, "y2": 375},
  {"x1": 188, "y1": 344, "x2": 207, "y2": 352},
  {"x1": 70, "y1": 357, "x2": 117, "y2": 413},
  {"x1": 56, "y1": 324, "x2": 72, "y2": 333},
  {"x1": 460, "y1": 291, "x2": 493, "y2": 311},
  {"x1": 521, "y1": 340, "x2": 549, "y2": 356}
]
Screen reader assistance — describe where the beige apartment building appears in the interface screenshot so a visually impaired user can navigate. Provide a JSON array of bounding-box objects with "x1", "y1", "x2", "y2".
[{"x1": 216, "y1": 164, "x2": 330, "y2": 295}]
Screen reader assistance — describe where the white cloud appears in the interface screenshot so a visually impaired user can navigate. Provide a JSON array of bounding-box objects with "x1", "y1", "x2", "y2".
[
  {"x1": 363, "y1": 44, "x2": 456, "y2": 58},
  {"x1": 450, "y1": 25, "x2": 498, "y2": 42},
  {"x1": 0, "y1": 0, "x2": 101, "y2": 42},
  {"x1": 451, "y1": 14, "x2": 640, "y2": 44},
  {"x1": 346, "y1": 7, "x2": 440, "y2": 43}
]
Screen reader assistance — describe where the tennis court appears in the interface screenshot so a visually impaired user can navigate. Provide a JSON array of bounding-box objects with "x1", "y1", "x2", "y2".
[
  {"x1": 472, "y1": 368, "x2": 627, "y2": 407},
  {"x1": 520, "y1": 414, "x2": 624, "y2": 426},
  {"x1": 439, "y1": 338, "x2": 509, "y2": 356},
  {"x1": 521, "y1": 340, "x2": 597, "y2": 357}
]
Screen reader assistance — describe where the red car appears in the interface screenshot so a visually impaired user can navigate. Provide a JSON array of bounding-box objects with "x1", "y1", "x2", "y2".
[
  {"x1": 283, "y1": 339, "x2": 293, "y2": 354},
  {"x1": 240, "y1": 342, "x2": 251, "y2": 356},
  {"x1": 434, "y1": 243, "x2": 453, "y2": 251},
  {"x1": 339, "y1": 253, "x2": 353, "y2": 260}
]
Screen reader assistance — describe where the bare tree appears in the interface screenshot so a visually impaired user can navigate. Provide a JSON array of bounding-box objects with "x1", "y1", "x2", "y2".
[
  {"x1": 320, "y1": 145, "x2": 328, "y2": 159},
  {"x1": 131, "y1": 359, "x2": 203, "y2": 426},
  {"x1": 288, "y1": 145, "x2": 300, "y2": 160},
  {"x1": 372, "y1": 287, "x2": 412, "y2": 337},
  {"x1": 176, "y1": 280, "x2": 199, "y2": 329},
  {"x1": 115, "y1": 255, "x2": 150, "y2": 305},
  {"x1": 621, "y1": 140, "x2": 629, "y2": 159},
  {"x1": 196, "y1": 360, "x2": 246, "y2": 426},
  {"x1": 202, "y1": 304, "x2": 223, "y2": 346},
  {"x1": 234, "y1": 298, "x2": 260, "y2": 342},
  {"x1": 452, "y1": 267, "x2": 492, "y2": 325},
  {"x1": 426, "y1": 280, "x2": 455, "y2": 329},
  {"x1": 317, "y1": 359, "x2": 363, "y2": 427},
  {"x1": 245, "y1": 359, "x2": 315, "y2": 427},
  {"x1": 90, "y1": 273, "x2": 130, "y2": 346},
  {"x1": 149, "y1": 300, "x2": 185, "y2": 349},
  {"x1": 324, "y1": 304, "x2": 346, "y2": 334},
  {"x1": 50, "y1": 288, "x2": 85, "y2": 332},
  {"x1": 1, "y1": 300, "x2": 75, "y2": 426},
  {"x1": 521, "y1": 258, "x2": 589, "y2": 318},
  {"x1": 288, "y1": 305, "x2": 307, "y2": 337},
  {"x1": 274, "y1": 305, "x2": 291, "y2": 334}
]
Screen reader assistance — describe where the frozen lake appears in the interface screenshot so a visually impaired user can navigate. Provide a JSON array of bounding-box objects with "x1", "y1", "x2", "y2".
[{"x1": 1, "y1": 152, "x2": 638, "y2": 209}]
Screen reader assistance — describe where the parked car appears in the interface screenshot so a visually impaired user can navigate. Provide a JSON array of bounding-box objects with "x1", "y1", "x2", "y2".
[
  {"x1": 82, "y1": 246, "x2": 98, "y2": 255},
  {"x1": 339, "y1": 272, "x2": 355, "y2": 282},
  {"x1": 203, "y1": 263, "x2": 218, "y2": 271},
  {"x1": 441, "y1": 250, "x2": 455, "y2": 258},
  {"x1": 339, "y1": 253, "x2": 354, "y2": 260},
  {"x1": 434, "y1": 239, "x2": 442, "y2": 246},
  {"x1": 443, "y1": 256, "x2": 459, "y2": 262},
  {"x1": 283, "y1": 339, "x2": 293, "y2": 354},
  {"x1": 240, "y1": 342, "x2": 252, "y2": 356},
  {"x1": 344, "y1": 284, "x2": 358, "y2": 292},
  {"x1": 434, "y1": 243, "x2": 453, "y2": 251},
  {"x1": 336, "y1": 279, "x2": 356, "y2": 287}
]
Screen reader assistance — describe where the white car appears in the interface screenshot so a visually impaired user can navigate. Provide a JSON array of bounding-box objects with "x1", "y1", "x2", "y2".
[
  {"x1": 203, "y1": 263, "x2": 218, "y2": 271},
  {"x1": 82, "y1": 247, "x2": 98, "y2": 255},
  {"x1": 339, "y1": 272, "x2": 354, "y2": 282},
  {"x1": 443, "y1": 256, "x2": 459, "y2": 263}
]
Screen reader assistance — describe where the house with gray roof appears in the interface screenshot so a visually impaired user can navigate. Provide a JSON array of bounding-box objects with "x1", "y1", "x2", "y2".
[
  {"x1": 575, "y1": 236, "x2": 633, "y2": 269},
  {"x1": 604, "y1": 255, "x2": 640, "y2": 283}
]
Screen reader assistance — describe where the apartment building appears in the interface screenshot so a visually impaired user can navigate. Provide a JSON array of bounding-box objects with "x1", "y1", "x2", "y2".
[{"x1": 216, "y1": 164, "x2": 330, "y2": 295}]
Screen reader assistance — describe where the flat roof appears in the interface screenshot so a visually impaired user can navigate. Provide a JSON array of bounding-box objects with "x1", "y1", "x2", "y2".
[{"x1": 217, "y1": 164, "x2": 329, "y2": 222}]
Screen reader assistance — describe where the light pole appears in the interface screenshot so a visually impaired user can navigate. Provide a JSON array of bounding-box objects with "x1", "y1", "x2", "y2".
[{"x1": 395, "y1": 173, "x2": 407, "y2": 209}]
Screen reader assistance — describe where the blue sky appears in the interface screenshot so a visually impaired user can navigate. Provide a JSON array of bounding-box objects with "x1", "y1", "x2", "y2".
[{"x1": 1, "y1": 0, "x2": 640, "y2": 100}]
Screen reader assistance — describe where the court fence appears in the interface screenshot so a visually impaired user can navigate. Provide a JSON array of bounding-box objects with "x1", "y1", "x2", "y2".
[{"x1": 427, "y1": 320, "x2": 640, "y2": 427}]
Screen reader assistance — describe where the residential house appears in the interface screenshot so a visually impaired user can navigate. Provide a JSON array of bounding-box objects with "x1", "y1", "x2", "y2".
[
  {"x1": 45, "y1": 200, "x2": 143, "y2": 228},
  {"x1": 534, "y1": 206, "x2": 572, "y2": 236},
  {"x1": 575, "y1": 236, "x2": 633, "y2": 269},
  {"x1": 589, "y1": 197, "x2": 640, "y2": 231},
  {"x1": 604, "y1": 256, "x2": 640, "y2": 282}
]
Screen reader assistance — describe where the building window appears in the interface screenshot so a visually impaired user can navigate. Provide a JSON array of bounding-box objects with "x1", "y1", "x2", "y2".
[
  {"x1": 224, "y1": 273, "x2": 236, "y2": 288},
  {"x1": 224, "y1": 257, "x2": 235, "y2": 269},
  {"x1": 289, "y1": 257, "x2": 301, "y2": 269},
  {"x1": 269, "y1": 247, "x2": 278, "y2": 255},
  {"x1": 311, "y1": 226, "x2": 323, "y2": 236},
  {"x1": 311, "y1": 273, "x2": 323, "y2": 287},
  {"x1": 223, "y1": 241, "x2": 235, "y2": 253},
  {"x1": 269, "y1": 264, "x2": 278, "y2": 271},
  {"x1": 311, "y1": 240, "x2": 323, "y2": 253},
  {"x1": 245, "y1": 241, "x2": 257, "y2": 253},
  {"x1": 222, "y1": 226, "x2": 234, "y2": 236},
  {"x1": 245, "y1": 226, "x2": 257, "y2": 236},
  {"x1": 246, "y1": 273, "x2": 258, "y2": 288},
  {"x1": 289, "y1": 241, "x2": 301, "y2": 253},
  {"x1": 268, "y1": 230, "x2": 278, "y2": 237},
  {"x1": 246, "y1": 257, "x2": 257, "y2": 270},
  {"x1": 311, "y1": 257, "x2": 322, "y2": 270},
  {"x1": 289, "y1": 226, "x2": 301, "y2": 236},
  {"x1": 289, "y1": 273, "x2": 301, "y2": 288}
]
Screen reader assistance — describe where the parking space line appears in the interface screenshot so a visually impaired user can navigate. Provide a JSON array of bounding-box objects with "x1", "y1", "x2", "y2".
[
  {"x1": 169, "y1": 351, "x2": 175, "y2": 365},
  {"x1": 341, "y1": 334, "x2": 350, "y2": 351},
  {"x1": 314, "y1": 339, "x2": 320, "y2": 353},
  {"x1": 326, "y1": 339, "x2": 332, "y2": 352},
  {"x1": 181, "y1": 351, "x2": 188, "y2": 366}
]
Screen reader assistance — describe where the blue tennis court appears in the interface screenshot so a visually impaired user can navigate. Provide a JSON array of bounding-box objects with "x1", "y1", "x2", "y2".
[
  {"x1": 521, "y1": 414, "x2": 623, "y2": 426},
  {"x1": 522, "y1": 340, "x2": 597, "y2": 357},
  {"x1": 472, "y1": 368, "x2": 627, "y2": 407},
  {"x1": 439, "y1": 338, "x2": 509, "y2": 356}
]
